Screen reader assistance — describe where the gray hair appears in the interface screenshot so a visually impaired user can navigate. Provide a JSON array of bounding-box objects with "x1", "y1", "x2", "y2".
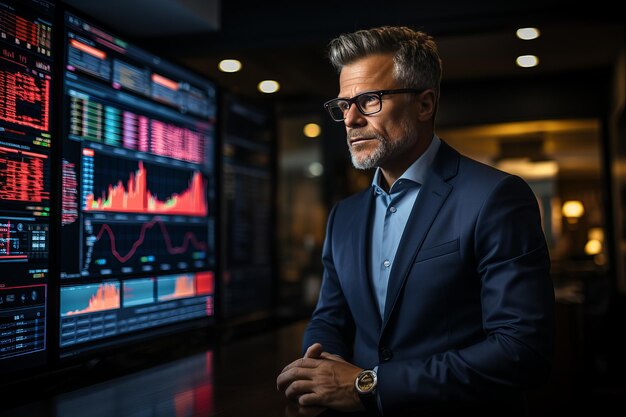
[{"x1": 328, "y1": 26, "x2": 442, "y2": 102}]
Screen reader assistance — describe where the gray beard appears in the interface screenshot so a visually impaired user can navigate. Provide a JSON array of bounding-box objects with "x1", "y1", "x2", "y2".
[
  {"x1": 349, "y1": 137, "x2": 386, "y2": 169},
  {"x1": 348, "y1": 122, "x2": 416, "y2": 170}
]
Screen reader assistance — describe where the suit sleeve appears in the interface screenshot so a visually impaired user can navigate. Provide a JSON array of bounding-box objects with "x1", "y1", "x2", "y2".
[
  {"x1": 301, "y1": 203, "x2": 356, "y2": 359},
  {"x1": 378, "y1": 175, "x2": 556, "y2": 412}
]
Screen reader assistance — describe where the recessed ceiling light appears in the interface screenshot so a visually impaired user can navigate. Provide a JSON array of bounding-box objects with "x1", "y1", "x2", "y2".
[
  {"x1": 516, "y1": 27, "x2": 540, "y2": 40},
  {"x1": 218, "y1": 59, "x2": 242, "y2": 73},
  {"x1": 516, "y1": 55, "x2": 539, "y2": 68},
  {"x1": 258, "y1": 80, "x2": 280, "y2": 94}
]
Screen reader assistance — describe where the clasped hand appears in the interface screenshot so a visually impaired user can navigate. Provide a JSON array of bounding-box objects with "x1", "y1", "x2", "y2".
[{"x1": 276, "y1": 343, "x2": 366, "y2": 413}]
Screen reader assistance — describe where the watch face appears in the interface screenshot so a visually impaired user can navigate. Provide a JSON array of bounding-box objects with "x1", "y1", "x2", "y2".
[{"x1": 356, "y1": 370, "x2": 377, "y2": 394}]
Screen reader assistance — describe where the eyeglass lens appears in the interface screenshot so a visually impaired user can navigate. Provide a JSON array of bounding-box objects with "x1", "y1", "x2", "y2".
[{"x1": 327, "y1": 93, "x2": 381, "y2": 121}]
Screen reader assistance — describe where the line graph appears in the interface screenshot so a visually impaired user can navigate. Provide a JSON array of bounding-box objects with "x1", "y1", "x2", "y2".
[
  {"x1": 95, "y1": 217, "x2": 207, "y2": 263},
  {"x1": 83, "y1": 217, "x2": 209, "y2": 275}
]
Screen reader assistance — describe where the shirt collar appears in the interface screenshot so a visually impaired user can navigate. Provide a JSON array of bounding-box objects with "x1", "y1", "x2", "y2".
[{"x1": 371, "y1": 134, "x2": 441, "y2": 194}]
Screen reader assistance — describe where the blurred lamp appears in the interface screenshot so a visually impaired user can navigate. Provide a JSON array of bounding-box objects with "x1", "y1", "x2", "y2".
[
  {"x1": 562, "y1": 200, "x2": 584, "y2": 223},
  {"x1": 307, "y1": 162, "x2": 324, "y2": 177},
  {"x1": 303, "y1": 123, "x2": 321, "y2": 138},
  {"x1": 585, "y1": 239, "x2": 602, "y2": 256}
]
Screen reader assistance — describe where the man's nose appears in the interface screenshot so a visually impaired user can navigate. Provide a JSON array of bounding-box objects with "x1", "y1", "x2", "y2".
[{"x1": 344, "y1": 103, "x2": 366, "y2": 127}]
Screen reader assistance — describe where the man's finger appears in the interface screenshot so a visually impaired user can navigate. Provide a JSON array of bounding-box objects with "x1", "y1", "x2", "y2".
[
  {"x1": 298, "y1": 392, "x2": 323, "y2": 408},
  {"x1": 277, "y1": 365, "x2": 315, "y2": 391},
  {"x1": 280, "y1": 356, "x2": 321, "y2": 374},
  {"x1": 304, "y1": 343, "x2": 324, "y2": 358},
  {"x1": 320, "y1": 351, "x2": 345, "y2": 362},
  {"x1": 285, "y1": 379, "x2": 317, "y2": 400}
]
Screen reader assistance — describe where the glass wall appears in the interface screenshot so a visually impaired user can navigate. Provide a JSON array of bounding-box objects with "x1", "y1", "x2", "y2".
[{"x1": 277, "y1": 115, "x2": 327, "y2": 319}]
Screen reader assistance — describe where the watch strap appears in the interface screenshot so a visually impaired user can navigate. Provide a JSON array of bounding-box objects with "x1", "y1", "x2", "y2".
[{"x1": 359, "y1": 390, "x2": 378, "y2": 414}]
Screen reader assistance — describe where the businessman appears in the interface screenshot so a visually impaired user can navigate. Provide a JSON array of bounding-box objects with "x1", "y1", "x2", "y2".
[{"x1": 277, "y1": 26, "x2": 555, "y2": 416}]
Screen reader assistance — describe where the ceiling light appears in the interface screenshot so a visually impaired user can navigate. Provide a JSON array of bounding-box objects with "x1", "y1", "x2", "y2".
[
  {"x1": 516, "y1": 27, "x2": 540, "y2": 40},
  {"x1": 303, "y1": 123, "x2": 321, "y2": 138},
  {"x1": 258, "y1": 80, "x2": 280, "y2": 94},
  {"x1": 516, "y1": 55, "x2": 539, "y2": 68},
  {"x1": 218, "y1": 59, "x2": 242, "y2": 73}
]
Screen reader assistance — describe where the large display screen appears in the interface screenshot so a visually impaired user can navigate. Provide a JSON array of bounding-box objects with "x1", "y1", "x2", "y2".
[
  {"x1": 220, "y1": 95, "x2": 274, "y2": 321},
  {"x1": 0, "y1": 0, "x2": 53, "y2": 374},
  {"x1": 59, "y1": 10, "x2": 217, "y2": 358}
]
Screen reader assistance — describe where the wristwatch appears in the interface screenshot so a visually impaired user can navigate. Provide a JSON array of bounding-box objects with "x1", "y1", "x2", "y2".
[{"x1": 355, "y1": 368, "x2": 378, "y2": 411}]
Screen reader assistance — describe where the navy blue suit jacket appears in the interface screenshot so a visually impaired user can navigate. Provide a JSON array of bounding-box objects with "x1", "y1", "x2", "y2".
[{"x1": 303, "y1": 140, "x2": 555, "y2": 415}]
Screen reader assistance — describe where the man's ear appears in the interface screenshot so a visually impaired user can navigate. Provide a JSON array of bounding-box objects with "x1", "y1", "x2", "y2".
[{"x1": 417, "y1": 89, "x2": 436, "y2": 122}]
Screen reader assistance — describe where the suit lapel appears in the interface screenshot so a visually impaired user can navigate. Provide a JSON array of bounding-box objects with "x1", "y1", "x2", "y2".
[
  {"x1": 381, "y1": 141, "x2": 459, "y2": 330},
  {"x1": 351, "y1": 188, "x2": 382, "y2": 327}
]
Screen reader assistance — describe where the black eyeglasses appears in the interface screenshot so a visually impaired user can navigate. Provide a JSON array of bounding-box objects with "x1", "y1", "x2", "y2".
[{"x1": 323, "y1": 88, "x2": 425, "y2": 122}]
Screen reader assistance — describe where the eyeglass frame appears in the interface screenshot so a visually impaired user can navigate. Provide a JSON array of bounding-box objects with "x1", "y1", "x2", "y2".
[{"x1": 323, "y1": 88, "x2": 426, "y2": 122}]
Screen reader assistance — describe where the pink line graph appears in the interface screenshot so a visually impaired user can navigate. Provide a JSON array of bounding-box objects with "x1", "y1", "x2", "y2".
[{"x1": 94, "y1": 217, "x2": 208, "y2": 263}]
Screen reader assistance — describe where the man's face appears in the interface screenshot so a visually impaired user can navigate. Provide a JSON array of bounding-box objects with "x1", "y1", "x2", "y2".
[{"x1": 338, "y1": 53, "x2": 419, "y2": 170}]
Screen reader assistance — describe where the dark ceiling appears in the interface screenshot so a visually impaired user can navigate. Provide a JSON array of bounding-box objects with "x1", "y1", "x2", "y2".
[{"x1": 62, "y1": 0, "x2": 625, "y2": 104}]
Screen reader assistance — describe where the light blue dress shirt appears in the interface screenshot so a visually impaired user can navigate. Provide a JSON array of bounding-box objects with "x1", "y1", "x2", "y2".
[{"x1": 369, "y1": 135, "x2": 441, "y2": 318}]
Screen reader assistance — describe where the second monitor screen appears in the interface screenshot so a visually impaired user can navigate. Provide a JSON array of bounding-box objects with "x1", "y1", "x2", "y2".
[{"x1": 59, "y1": 11, "x2": 217, "y2": 357}]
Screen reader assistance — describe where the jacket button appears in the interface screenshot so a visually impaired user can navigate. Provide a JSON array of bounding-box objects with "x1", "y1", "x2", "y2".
[{"x1": 380, "y1": 348, "x2": 393, "y2": 361}]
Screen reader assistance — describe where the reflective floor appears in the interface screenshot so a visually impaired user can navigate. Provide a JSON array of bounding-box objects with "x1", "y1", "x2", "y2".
[
  {"x1": 2, "y1": 315, "x2": 625, "y2": 417},
  {"x1": 0, "y1": 321, "x2": 311, "y2": 417}
]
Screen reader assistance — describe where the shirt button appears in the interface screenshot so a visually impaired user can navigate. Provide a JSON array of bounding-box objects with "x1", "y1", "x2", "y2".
[
  {"x1": 383, "y1": 260, "x2": 391, "y2": 268},
  {"x1": 389, "y1": 206, "x2": 397, "y2": 213}
]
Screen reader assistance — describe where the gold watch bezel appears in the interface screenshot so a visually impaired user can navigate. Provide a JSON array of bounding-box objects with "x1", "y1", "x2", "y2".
[{"x1": 355, "y1": 369, "x2": 378, "y2": 395}]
